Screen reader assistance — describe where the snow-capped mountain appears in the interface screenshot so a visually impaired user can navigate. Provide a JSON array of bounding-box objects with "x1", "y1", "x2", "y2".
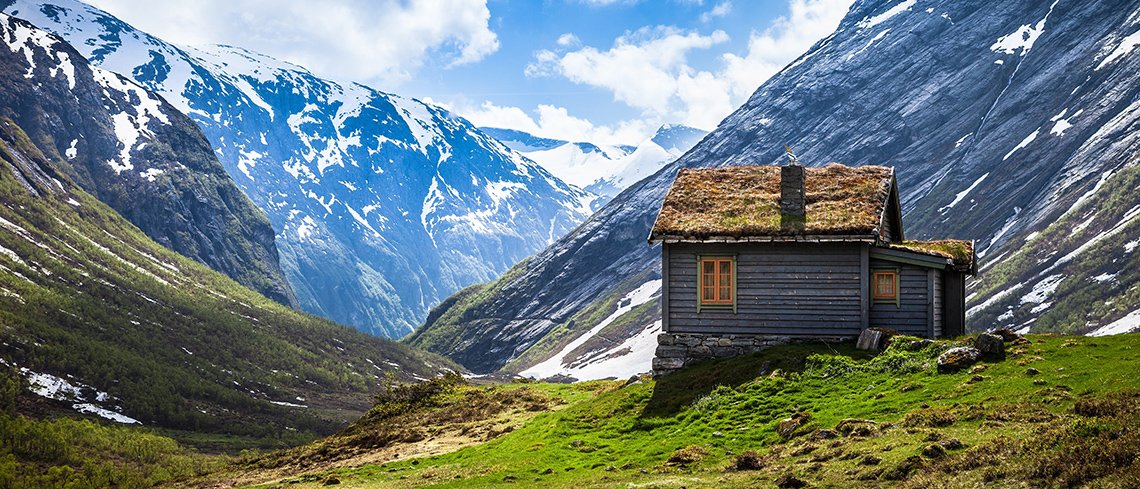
[
  {"x1": 0, "y1": 11, "x2": 295, "y2": 306},
  {"x1": 481, "y1": 124, "x2": 706, "y2": 202},
  {"x1": 411, "y1": 0, "x2": 1140, "y2": 376},
  {"x1": 4, "y1": 0, "x2": 595, "y2": 337}
]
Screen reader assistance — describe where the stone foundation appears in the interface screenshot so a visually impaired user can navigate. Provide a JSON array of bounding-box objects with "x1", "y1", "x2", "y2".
[{"x1": 652, "y1": 333, "x2": 852, "y2": 376}]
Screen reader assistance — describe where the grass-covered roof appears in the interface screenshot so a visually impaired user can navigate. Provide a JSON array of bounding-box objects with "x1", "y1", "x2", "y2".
[
  {"x1": 890, "y1": 240, "x2": 977, "y2": 274},
  {"x1": 650, "y1": 163, "x2": 895, "y2": 241}
]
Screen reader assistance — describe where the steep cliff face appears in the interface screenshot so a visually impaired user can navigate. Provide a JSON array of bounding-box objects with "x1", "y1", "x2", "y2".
[
  {"x1": 0, "y1": 12, "x2": 296, "y2": 305},
  {"x1": 410, "y1": 0, "x2": 1140, "y2": 375},
  {"x1": 4, "y1": 0, "x2": 594, "y2": 337}
]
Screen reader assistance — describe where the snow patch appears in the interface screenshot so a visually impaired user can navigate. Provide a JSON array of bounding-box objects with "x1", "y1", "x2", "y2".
[
  {"x1": 940, "y1": 172, "x2": 988, "y2": 212},
  {"x1": 1092, "y1": 273, "x2": 1118, "y2": 283},
  {"x1": 1003, "y1": 129, "x2": 1039, "y2": 161},
  {"x1": 1020, "y1": 274, "x2": 1064, "y2": 306},
  {"x1": 990, "y1": 1, "x2": 1057, "y2": 57},
  {"x1": 1096, "y1": 29, "x2": 1140, "y2": 70},
  {"x1": 65, "y1": 139, "x2": 78, "y2": 159},
  {"x1": 521, "y1": 279, "x2": 661, "y2": 380},
  {"x1": 139, "y1": 168, "x2": 164, "y2": 182},
  {"x1": 1088, "y1": 309, "x2": 1140, "y2": 336},
  {"x1": 856, "y1": 0, "x2": 916, "y2": 30},
  {"x1": 72, "y1": 403, "x2": 140, "y2": 424}
]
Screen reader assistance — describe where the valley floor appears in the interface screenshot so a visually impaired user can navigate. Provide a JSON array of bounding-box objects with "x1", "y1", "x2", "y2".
[{"x1": 186, "y1": 333, "x2": 1140, "y2": 488}]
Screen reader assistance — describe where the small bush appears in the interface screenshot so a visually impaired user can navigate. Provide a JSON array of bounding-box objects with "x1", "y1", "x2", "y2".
[
  {"x1": 901, "y1": 408, "x2": 957, "y2": 428},
  {"x1": 667, "y1": 445, "x2": 708, "y2": 465},
  {"x1": 732, "y1": 450, "x2": 765, "y2": 471}
]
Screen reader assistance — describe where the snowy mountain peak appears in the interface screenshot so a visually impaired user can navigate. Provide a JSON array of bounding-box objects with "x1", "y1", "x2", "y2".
[
  {"x1": 7, "y1": 0, "x2": 594, "y2": 337},
  {"x1": 480, "y1": 123, "x2": 707, "y2": 203}
]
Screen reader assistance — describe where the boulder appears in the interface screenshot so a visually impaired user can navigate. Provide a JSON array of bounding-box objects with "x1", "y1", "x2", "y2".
[
  {"x1": 777, "y1": 412, "x2": 812, "y2": 439},
  {"x1": 974, "y1": 333, "x2": 1006, "y2": 360},
  {"x1": 990, "y1": 328, "x2": 1025, "y2": 343},
  {"x1": 856, "y1": 327, "x2": 899, "y2": 351},
  {"x1": 937, "y1": 347, "x2": 982, "y2": 373}
]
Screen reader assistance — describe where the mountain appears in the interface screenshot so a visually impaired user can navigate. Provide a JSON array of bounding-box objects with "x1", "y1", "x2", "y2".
[
  {"x1": 0, "y1": 13, "x2": 454, "y2": 440},
  {"x1": 3, "y1": 0, "x2": 594, "y2": 338},
  {"x1": 482, "y1": 124, "x2": 706, "y2": 202},
  {"x1": 0, "y1": 8, "x2": 295, "y2": 306},
  {"x1": 410, "y1": 0, "x2": 1140, "y2": 376}
]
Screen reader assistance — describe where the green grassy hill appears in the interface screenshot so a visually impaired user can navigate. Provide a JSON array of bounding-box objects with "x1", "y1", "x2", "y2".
[
  {"x1": 0, "y1": 116, "x2": 455, "y2": 452},
  {"x1": 211, "y1": 332, "x2": 1139, "y2": 488}
]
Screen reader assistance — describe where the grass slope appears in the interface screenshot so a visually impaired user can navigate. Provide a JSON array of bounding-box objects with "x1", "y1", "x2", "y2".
[
  {"x1": 0, "y1": 118, "x2": 455, "y2": 448},
  {"x1": 217, "y1": 333, "x2": 1140, "y2": 488}
]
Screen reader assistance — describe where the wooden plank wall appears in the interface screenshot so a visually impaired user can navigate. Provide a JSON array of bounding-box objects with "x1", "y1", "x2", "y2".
[
  {"x1": 933, "y1": 271, "x2": 943, "y2": 337},
  {"x1": 666, "y1": 242, "x2": 863, "y2": 336},
  {"x1": 869, "y1": 258, "x2": 931, "y2": 336}
]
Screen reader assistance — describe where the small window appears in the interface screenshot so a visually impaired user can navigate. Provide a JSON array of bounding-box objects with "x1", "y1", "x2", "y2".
[
  {"x1": 872, "y1": 270, "x2": 899, "y2": 302},
  {"x1": 699, "y1": 256, "x2": 734, "y2": 307}
]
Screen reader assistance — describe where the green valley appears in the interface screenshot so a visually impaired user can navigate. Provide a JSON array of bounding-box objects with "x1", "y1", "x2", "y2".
[{"x1": 200, "y1": 333, "x2": 1140, "y2": 487}]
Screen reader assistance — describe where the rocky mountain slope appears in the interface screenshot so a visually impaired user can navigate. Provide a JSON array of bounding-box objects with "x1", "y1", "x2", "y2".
[
  {"x1": 4, "y1": 0, "x2": 594, "y2": 337},
  {"x1": 0, "y1": 10, "x2": 295, "y2": 305},
  {"x1": 483, "y1": 124, "x2": 706, "y2": 201},
  {"x1": 410, "y1": 0, "x2": 1140, "y2": 376},
  {"x1": 0, "y1": 108, "x2": 454, "y2": 442}
]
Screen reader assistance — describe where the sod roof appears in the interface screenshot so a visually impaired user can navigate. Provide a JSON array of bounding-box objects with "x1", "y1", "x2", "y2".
[
  {"x1": 889, "y1": 240, "x2": 977, "y2": 274},
  {"x1": 650, "y1": 163, "x2": 895, "y2": 241}
]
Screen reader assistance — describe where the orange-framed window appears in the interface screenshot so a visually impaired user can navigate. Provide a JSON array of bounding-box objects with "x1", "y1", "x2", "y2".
[
  {"x1": 699, "y1": 257, "x2": 735, "y2": 306},
  {"x1": 872, "y1": 270, "x2": 899, "y2": 302}
]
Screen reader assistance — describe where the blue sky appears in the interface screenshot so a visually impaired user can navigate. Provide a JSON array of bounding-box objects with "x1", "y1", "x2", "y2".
[{"x1": 86, "y1": 0, "x2": 854, "y2": 144}]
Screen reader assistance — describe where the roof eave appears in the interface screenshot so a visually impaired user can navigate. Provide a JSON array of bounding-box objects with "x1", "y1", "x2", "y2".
[{"x1": 651, "y1": 234, "x2": 880, "y2": 244}]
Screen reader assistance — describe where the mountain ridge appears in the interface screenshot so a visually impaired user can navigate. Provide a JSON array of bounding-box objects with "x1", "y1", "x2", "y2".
[
  {"x1": 0, "y1": 8, "x2": 297, "y2": 306},
  {"x1": 5, "y1": 0, "x2": 595, "y2": 337}
]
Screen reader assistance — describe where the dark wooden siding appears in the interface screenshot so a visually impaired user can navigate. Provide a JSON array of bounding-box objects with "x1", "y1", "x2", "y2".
[
  {"x1": 869, "y1": 258, "x2": 932, "y2": 336},
  {"x1": 666, "y1": 242, "x2": 863, "y2": 336},
  {"x1": 933, "y1": 270, "x2": 943, "y2": 337}
]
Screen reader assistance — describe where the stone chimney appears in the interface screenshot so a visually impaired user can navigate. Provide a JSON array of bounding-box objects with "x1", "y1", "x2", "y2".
[{"x1": 780, "y1": 163, "x2": 806, "y2": 222}]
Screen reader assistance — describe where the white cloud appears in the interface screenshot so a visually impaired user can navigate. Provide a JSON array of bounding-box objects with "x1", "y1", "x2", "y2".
[
  {"x1": 84, "y1": 0, "x2": 499, "y2": 85},
  {"x1": 527, "y1": 26, "x2": 729, "y2": 126},
  {"x1": 459, "y1": 101, "x2": 653, "y2": 145},
  {"x1": 721, "y1": 0, "x2": 854, "y2": 100},
  {"x1": 525, "y1": 0, "x2": 853, "y2": 130},
  {"x1": 700, "y1": 1, "x2": 732, "y2": 23},
  {"x1": 557, "y1": 33, "x2": 581, "y2": 47}
]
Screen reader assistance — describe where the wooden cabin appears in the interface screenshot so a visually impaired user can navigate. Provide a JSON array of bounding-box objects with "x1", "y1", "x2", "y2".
[{"x1": 648, "y1": 163, "x2": 977, "y2": 375}]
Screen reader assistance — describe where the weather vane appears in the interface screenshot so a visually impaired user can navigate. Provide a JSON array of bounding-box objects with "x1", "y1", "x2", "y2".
[{"x1": 784, "y1": 145, "x2": 798, "y2": 165}]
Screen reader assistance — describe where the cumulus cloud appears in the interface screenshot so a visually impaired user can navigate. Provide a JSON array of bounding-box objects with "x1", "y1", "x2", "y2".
[
  {"x1": 700, "y1": 1, "x2": 732, "y2": 23},
  {"x1": 524, "y1": 0, "x2": 853, "y2": 130},
  {"x1": 84, "y1": 0, "x2": 499, "y2": 85},
  {"x1": 460, "y1": 101, "x2": 652, "y2": 146}
]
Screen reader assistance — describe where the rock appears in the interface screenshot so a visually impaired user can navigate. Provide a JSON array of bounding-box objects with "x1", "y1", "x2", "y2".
[
  {"x1": 712, "y1": 431, "x2": 724, "y2": 437},
  {"x1": 775, "y1": 474, "x2": 807, "y2": 488},
  {"x1": 937, "y1": 347, "x2": 982, "y2": 373},
  {"x1": 968, "y1": 375, "x2": 985, "y2": 383},
  {"x1": 778, "y1": 412, "x2": 812, "y2": 439},
  {"x1": 856, "y1": 327, "x2": 898, "y2": 351},
  {"x1": 990, "y1": 328, "x2": 1022, "y2": 342},
  {"x1": 974, "y1": 333, "x2": 1006, "y2": 360},
  {"x1": 322, "y1": 477, "x2": 341, "y2": 486},
  {"x1": 652, "y1": 357, "x2": 684, "y2": 371},
  {"x1": 811, "y1": 429, "x2": 838, "y2": 440},
  {"x1": 624, "y1": 375, "x2": 643, "y2": 387},
  {"x1": 1025, "y1": 367, "x2": 1040, "y2": 376},
  {"x1": 856, "y1": 329, "x2": 885, "y2": 351},
  {"x1": 657, "y1": 334, "x2": 675, "y2": 346},
  {"x1": 860, "y1": 455, "x2": 882, "y2": 466}
]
